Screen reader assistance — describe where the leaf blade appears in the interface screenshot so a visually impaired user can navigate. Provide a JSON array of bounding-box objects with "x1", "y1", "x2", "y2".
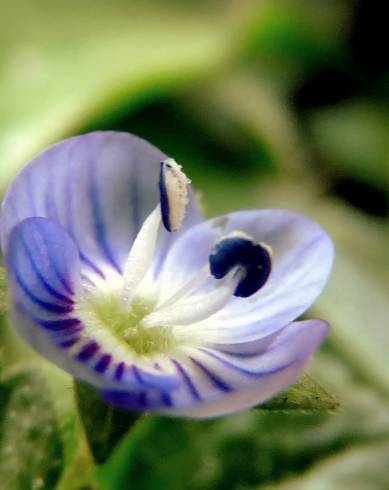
[
  {"x1": 259, "y1": 374, "x2": 340, "y2": 412},
  {"x1": 0, "y1": 364, "x2": 63, "y2": 490}
]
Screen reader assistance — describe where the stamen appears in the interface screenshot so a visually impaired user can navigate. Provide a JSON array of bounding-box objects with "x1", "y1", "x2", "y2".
[
  {"x1": 209, "y1": 231, "x2": 272, "y2": 298},
  {"x1": 122, "y1": 206, "x2": 161, "y2": 306},
  {"x1": 159, "y1": 158, "x2": 190, "y2": 232},
  {"x1": 142, "y1": 270, "x2": 240, "y2": 328},
  {"x1": 156, "y1": 265, "x2": 210, "y2": 310}
]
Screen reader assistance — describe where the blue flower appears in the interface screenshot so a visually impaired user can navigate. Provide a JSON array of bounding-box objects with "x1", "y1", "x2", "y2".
[{"x1": 0, "y1": 132, "x2": 334, "y2": 417}]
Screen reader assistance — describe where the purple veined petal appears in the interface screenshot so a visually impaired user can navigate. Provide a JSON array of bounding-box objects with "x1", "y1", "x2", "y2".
[
  {"x1": 5, "y1": 217, "x2": 80, "y2": 320},
  {"x1": 204, "y1": 330, "x2": 282, "y2": 356},
  {"x1": 5, "y1": 217, "x2": 180, "y2": 393},
  {"x1": 101, "y1": 387, "x2": 174, "y2": 411},
  {"x1": 100, "y1": 320, "x2": 328, "y2": 415},
  {"x1": 158, "y1": 209, "x2": 334, "y2": 344},
  {"x1": 5, "y1": 216, "x2": 84, "y2": 371},
  {"x1": 162, "y1": 319, "x2": 329, "y2": 418},
  {"x1": 0, "y1": 132, "x2": 202, "y2": 281}
]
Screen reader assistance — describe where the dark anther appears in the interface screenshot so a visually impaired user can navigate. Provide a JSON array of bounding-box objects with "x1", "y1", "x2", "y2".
[
  {"x1": 209, "y1": 234, "x2": 272, "y2": 298},
  {"x1": 159, "y1": 161, "x2": 171, "y2": 231}
]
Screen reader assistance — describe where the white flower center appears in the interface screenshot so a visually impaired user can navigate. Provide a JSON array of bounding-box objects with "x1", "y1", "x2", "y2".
[
  {"x1": 74, "y1": 159, "x2": 272, "y2": 359},
  {"x1": 78, "y1": 294, "x2": 181, "y2": 356}
]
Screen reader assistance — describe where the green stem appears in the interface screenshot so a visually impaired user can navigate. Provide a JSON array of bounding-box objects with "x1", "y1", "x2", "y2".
[
  {"x1": 0, "y1": 266, "x2": 7, "y2": 314},
  {"x1": 74, "y1": 380, "x2": 141, "y2": 465}
]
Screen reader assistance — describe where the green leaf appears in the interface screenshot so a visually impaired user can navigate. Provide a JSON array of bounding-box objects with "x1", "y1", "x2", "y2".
[
  {"x1": 0, "y1": 1, "x2": 231, "y2": 189},
  {"x1": 55, "y1": 435, "x2": 94, "y2": 490},
  {"x1": 182, "y1": 71, "x2": 307, "y2": 177},
  {"x1": 261, "y1": 440, "x2": 389, "y2": 490},
  {"x1": 239, "y1": 1, "x2": 349, "y2": 67},
  {"x1": 309, "y1": 100, "x2": 389, "y2": 188},
  {"x1": 259, "y1": 374, "x2": 339, "y2": 412},
  {"x1": 0, "y1": 364, "x2": 63, "y2": 490},
  {"x1": 74, "y1": 380, "x2": 141, "y2": 465},
  {"x1": 96, "y1": 346, "x2": 389, "y2": 490},
  {"x1": 316, "y1": 251, "x2": 389, "y2": 401}
]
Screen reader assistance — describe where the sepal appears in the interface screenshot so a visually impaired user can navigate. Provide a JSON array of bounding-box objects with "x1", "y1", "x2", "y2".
[{"x1": 259, "y1": 374, "x2": 339, "y2": 412}]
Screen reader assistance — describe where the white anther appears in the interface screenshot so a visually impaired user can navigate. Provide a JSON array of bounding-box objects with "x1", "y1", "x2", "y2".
[{"x1": 159, "y1": 158, "x2": 191, "y2": 232}]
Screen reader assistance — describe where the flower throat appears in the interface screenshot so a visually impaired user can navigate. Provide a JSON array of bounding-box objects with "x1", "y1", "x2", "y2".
[{"x1": 84, "y1": 295, "x2": 179, "y2": 356}]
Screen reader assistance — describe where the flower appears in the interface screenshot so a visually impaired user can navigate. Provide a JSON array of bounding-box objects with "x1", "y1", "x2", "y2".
[{"x1": 0, "y1": 132, "x2": 334, "y2": 418}]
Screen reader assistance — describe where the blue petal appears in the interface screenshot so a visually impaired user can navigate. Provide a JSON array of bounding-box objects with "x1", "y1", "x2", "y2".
[
  {"x1": 102, "y1": 388, "x2": 174, "y2": 411},
  {"x1": 5, "y1": 217, "x2": 83, "y2": 364},
  {"x1": 100, "y1": 320, "x2": 328, "y2": 415},
  {"x1": 0, "y1": 132, "x2": 201, "y2": 282},
  {"x1": 158, "y1": 209, "x2": 334, "y2": 344},
  {"x1": 5, "y1": 217, "x2": 179, "y2": 393},
  {"x1": 5, "y1": 217, "x2": 80, "y2": 321},
  {"x1": 164, "y1": 319, "x2": 329, "y2": 417}
]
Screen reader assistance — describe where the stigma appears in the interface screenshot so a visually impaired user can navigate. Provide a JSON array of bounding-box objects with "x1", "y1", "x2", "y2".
[{"x1": 209, "y1": 231, "x2": 272, "y2": 298}]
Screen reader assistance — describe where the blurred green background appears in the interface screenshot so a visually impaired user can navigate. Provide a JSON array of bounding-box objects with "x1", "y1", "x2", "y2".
[{"x1": 1, "y1": 1, "x2": 389, "y2": 489}]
